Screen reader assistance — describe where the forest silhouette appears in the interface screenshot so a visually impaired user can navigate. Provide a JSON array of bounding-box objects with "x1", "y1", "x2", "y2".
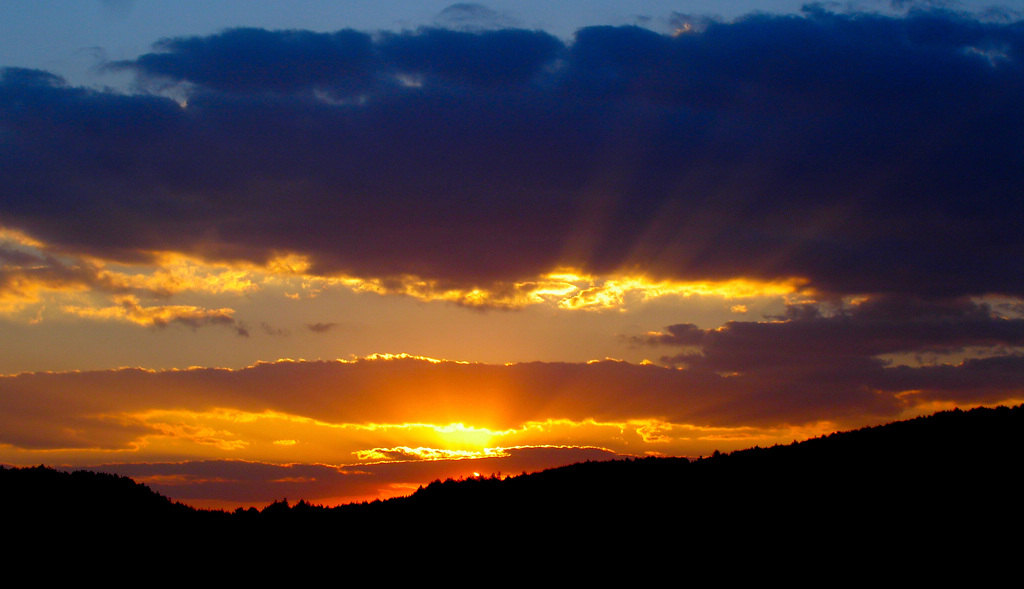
[{"x1": 5, "y1": 405, "x2": 1020, "y2": 573}]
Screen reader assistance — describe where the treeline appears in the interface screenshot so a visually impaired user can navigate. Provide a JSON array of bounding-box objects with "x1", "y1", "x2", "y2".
[{"x1": 4, "y1": 404, "x2": 1021, "y2": 566}]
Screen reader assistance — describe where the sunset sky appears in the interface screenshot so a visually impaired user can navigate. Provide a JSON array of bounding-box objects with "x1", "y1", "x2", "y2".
[{"x1": 2, "y1": 0, "x2": 1023, "y2": 509}]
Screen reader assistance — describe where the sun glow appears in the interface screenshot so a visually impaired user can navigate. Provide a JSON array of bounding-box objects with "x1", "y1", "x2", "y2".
[{"x1": 433, "y1": 422, "x2": 501, "y2": 448}]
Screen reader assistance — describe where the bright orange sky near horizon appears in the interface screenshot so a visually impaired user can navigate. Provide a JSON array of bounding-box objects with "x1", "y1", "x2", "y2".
[
  {"x1": 2, "y1": 2, "x2": 1024, "y2": 510},
  {"x1": 0, "y1": 239, "x2": 839, "y2": 508}
]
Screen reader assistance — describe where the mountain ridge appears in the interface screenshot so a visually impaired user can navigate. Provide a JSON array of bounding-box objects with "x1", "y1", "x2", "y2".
[{"x1": 5, "y1": 404, "x2": 1020, "y2": 570}]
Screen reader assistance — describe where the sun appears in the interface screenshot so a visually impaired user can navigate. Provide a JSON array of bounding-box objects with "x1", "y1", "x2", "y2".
[{"x1": 432, "y1": 423, "x2": 501, "y2": 450}]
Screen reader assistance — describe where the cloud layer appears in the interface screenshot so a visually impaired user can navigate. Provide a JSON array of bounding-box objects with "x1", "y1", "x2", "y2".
[
  {"x1": 2, "y1": 8, "x2": 1022, "y2": 298},
  {"x1": 3, "y1": 314, "x2": 1021, "y2": 453},
  {"x1": 636, "y1": 295, "x2": 1024, "y2": 421}
]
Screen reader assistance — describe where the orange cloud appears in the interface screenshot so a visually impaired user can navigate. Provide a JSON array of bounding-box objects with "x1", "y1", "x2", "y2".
[
  {"x1": 1, "y1": 230, "x2": 262, "y2": 325},
  {"x1": 5, "y1": 228, "x2": 804, "y2": 324},
  {"x1": 95, "y1": 254, "x2": 259, "y2": 297},
  {"x1": 1, "y1": 340, "x2": 1020, "y2": 508},
  {"x1": 5, "y1": 353, "x2": 1007, "y2": 467},
  {"x1": 281, "y1": 268, "x2": 807, "y2": 310},
  {"x1": 62, "y1": 295, "x2": 247, "y2": 334},
  {"x1": 352, "y1": 446, "x2": 509, "y2": 462}
]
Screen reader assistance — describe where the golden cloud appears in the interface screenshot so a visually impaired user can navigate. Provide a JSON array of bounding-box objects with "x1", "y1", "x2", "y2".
[
  {"x1": 95, "y1": 254, "x2": 259, "y2": 297},
  {"x1": 275, "y1": 267, "x2": 808, "y2": 310},
  {"x1": 61, "y1": 295, "x2": 241, "y2": 330},
  {"x1": 4, "y1": 226, "x2": 805, "y2": 320}
]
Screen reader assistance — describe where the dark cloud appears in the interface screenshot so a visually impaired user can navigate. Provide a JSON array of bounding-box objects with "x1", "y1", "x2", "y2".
[
  {"x1": 119, "y1": 28, "x2": 379, "y2": 94},
  {"x1": 167, "y1": 311, "x2": 246, "y2": 335},
  {"x1": 3, "y1": 9, "x2": 1024, "y2": 297},
  {"x1": 638, "y1": 295, "x2": 1024, "y2": 422},
  {"x1": 645, "y1": 296, "x2": 1024, "y2": 361},
  {"x1": 306, "y1": 322, "x2": 337, "y2": 333},
  {"x1": 261, "y1": 322, "x2": 289, "y2": 336},
  {"x1": 379, "y1": 27, "x2": 564, "y2": 87}
]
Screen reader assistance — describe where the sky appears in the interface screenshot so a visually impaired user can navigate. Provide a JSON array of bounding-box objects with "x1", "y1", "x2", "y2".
[{"x1": 2, "y1": 0, "x2": 1024, "y2": 509}]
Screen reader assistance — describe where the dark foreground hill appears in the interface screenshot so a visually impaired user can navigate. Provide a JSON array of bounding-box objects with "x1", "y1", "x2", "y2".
[{"x1": 5, "y1": 405, "x2": 1021, "y2": 573}]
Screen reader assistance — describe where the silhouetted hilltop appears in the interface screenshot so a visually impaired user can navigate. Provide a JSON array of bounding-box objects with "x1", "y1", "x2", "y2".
[
  {"x1": 398, "y1": 404, "x2": 1022, "y2": 520},
  {"x1": 5, "y1": 405, "x2": 1021, "y2": 569},
  {"x1": 2, "y1": 464, "x2": 198, "y2": 522}
]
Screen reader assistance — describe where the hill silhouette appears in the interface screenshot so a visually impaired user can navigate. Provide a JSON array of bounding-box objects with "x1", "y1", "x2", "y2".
[{"x1": 5, "y1": 405, "x2": 1020, "y2": 573}]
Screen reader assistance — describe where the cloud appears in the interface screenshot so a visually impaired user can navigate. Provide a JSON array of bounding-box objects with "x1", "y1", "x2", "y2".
[
  {"x1": 668, "y1": 12, "x2": 716, "y2": 35},
  {"x1": 2, "y1": 335, "x2": 1020, "y2": 461},
  {"x1": 62, "y1": 295, "x2": 248, "y2": 336},
  {"x1": 433, "y1": 3, "x2": 521, "y2": 32},
  {"x1": 637, "y1": 295, "x2": 1024, "y2": 422},
  {"x1": 2, "y1": 9, "x2": 1024, "y2": 305},
  {"x1": 261, "y1": 322, "x2": 288, "y2": 336},
  {"x1": 1, "y1": 329, "x2": 1017, "y2": 505},
  {"x1": 121, "y1": 28, "x2": 380, "y2": 94},
  {"x1": 306, "y1": 322, "x2": 337, "y2": 333},
  {"x1": 0, "y1": 229, "x2": 262, "y2": 320}
]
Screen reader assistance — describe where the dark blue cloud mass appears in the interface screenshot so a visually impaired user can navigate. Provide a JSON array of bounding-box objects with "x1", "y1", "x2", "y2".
[
  {"x1": 126, "y1": 28, "x2": 380, "y2": 94},
  {"x1": 2, "y1": 8, "x2": 1023, "y2": 297}
]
